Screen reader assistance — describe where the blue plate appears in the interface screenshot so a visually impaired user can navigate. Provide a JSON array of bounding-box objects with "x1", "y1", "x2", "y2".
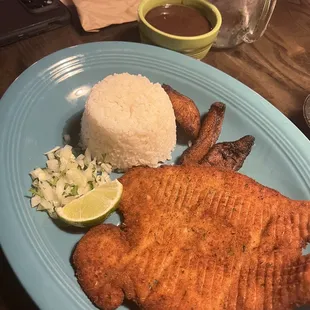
[{"x1": 0, "y1": 42, "x2": 310, "y2": 310}]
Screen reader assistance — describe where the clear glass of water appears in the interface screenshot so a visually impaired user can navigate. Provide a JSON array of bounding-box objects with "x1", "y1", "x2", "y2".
[{"x1": 209, "y1": 0, "x2": 277, "y2": 48}]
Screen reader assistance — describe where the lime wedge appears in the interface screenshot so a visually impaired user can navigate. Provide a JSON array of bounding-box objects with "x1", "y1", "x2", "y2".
[{"x1": 56, "y1": 179, "x2": 123, "y2": 227}]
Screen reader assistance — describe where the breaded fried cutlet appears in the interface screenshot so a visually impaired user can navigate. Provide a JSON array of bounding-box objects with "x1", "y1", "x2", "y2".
[{"x1": 73, "y1": 165, "x2": 310, "y2": 310}]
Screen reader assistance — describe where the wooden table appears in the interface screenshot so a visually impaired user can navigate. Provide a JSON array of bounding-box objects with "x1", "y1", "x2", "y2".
[{"x1": 0, "y1": 1, "x2": 309, "y2": 309}]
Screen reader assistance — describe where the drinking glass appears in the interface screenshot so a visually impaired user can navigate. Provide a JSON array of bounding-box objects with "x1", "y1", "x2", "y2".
[{"x1": 209, "y1": 0, "x2": 277, "y2": 48}]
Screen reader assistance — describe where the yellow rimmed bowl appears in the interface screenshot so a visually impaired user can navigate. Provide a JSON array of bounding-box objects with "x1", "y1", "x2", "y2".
[{"x1": 138, "y1": 0, "x2": 222, "y2": 60}]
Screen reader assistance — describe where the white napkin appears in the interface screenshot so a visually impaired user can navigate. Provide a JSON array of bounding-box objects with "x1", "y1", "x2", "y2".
[{"x1": 69, "y1": 0, "x2": 140, "y2": 32}]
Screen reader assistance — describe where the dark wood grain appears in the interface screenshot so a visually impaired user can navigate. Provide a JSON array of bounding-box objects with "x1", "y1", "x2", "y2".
[
  {"x1": 204, "y1": 0, "x2": 310, "y2": 138},
  {"x1": 1, "y1": 1, "x2": 310, "y2": 309}
]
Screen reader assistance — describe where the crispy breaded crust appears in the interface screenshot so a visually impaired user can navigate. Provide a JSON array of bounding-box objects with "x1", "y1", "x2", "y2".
[
  {"x1": 162, "y1": 84, "x2": 201, "y2": 139},
  {"x1": 73, "y1": 225, "x2": 130, "y2": 310},
  {"x1": 73, "y1": 166, "x2": 310, "y2": 310}
]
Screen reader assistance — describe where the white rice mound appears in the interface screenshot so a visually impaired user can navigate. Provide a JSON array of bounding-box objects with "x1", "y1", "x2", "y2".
[{"x1": 80, "y1": 73, "x2": 176, "y2": 170}]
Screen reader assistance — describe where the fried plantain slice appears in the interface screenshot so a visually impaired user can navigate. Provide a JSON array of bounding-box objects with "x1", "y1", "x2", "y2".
[
  {"x1": 200, "y1": 135, "x2": 255, "y2": 171},
  {"x1": 162, "y1": 84, "x2": 201, "y2": 139},
  {"x1": 179, "y1": 102, "x2": 226, "y2": 165}
]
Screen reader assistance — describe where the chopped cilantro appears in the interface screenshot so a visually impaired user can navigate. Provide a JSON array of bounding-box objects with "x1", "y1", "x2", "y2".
[
  {"x1": 29, "y1": 187, "x2": 43, "y2": 198},
  {"x1": 88, "y1": 181, "x2": 94, "y2": 190},
  {"x1": 70, "y1": 185, "x2": 79, "y2": 196}
]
